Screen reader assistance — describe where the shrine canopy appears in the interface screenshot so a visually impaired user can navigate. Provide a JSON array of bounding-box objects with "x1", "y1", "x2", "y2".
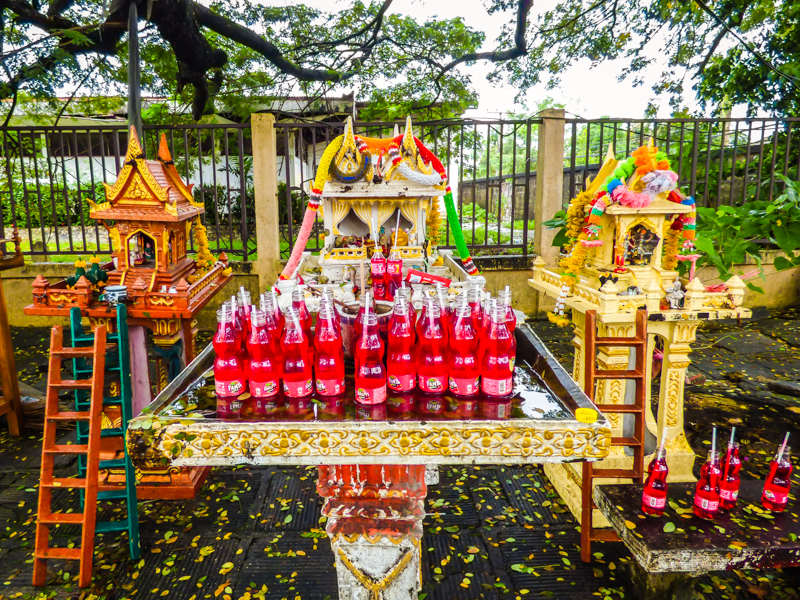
[{"x1": 90, "y1": 128, "x2": 203, "y2": 224}]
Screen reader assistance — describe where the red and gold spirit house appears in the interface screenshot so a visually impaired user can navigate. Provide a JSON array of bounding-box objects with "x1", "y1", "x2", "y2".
[{"x1": 25, "y1": 128, "x2": 232, "y2": 498}]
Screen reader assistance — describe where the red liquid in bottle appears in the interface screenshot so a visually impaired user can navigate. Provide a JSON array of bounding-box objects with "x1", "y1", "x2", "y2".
[
  {"x1": 762, "y1": 446, "x2": 793, "y2": 512},
  {"x1": 396, "y1": 287, "x2": 416, "y2": 328},
  {"x1": 435, "y1": 284, "x2": 450, "y2": 340},
  {"x1": 281, "y1": 308, "x2": 313, "y2": 398},
  {"x1": 247, "y1": 308, "x2": 282, "y2": 401},
  {"x1": 693, "y1": 451, "x2": 722, "y2": 519},
  {"x1": 449, "y1": 303, "x2": 480, "y2": 396},
  {"x1": 386, "y1": 250, "x2": 403, "y2": 301},
  {"x1": 228, "y1": 296, "x2": 247, "y2": 365},
  {"x1": 291, "y1": 289, "x2": 313, "y2": 345},
  {"x1": 213, "y1": 305, "x2": 247, "y2": 418},
  {"x1": 354, "y1": 293, "x2": 376, "y2": 341},
  {"x1": 262, "y1": 290, "x2": 285, "y2": 334},
  {"x1": 371, "y1": 250, "x2": 387, "y2": 300},
  {"x1": 642, "y1": 446, "x2": 669, "y2": 515},
  {"x1": 719, "y1": 442, "x2": 741, "y2": 510},
  {"x1": 498, "y1": 288, "x2": 516, "y2": 334},
  {"x1": 237, "y1": 286, "x2": 252, "y2": 337},
  {"x1": 387, "y1": 300, "x2": 417, "y2": 393},
  {"x1": 418, "y1": 304, "x2": 448, "y2": 394},
  {"x1": 315, "y1": 306, "x2": 345, "y2": 396},
  {"x1": 467, "y1": 288, "x2": 482, "y2": 323},
  {"x1": 355, "y1": 312, "x2": 387, "y2": 404},
  {"x1": 481, "y1": 305, "x2": 515, "y2": 397}
]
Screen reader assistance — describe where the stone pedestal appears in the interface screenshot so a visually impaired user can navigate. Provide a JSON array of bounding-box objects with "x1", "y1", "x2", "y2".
[{"x1": 318, "y1": 465, "x2": 426, "y2": 600}]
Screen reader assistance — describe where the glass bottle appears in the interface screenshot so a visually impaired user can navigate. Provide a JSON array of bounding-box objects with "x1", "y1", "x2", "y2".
[
  {"x1": 642, "y1": 445, "x2": 669, "y2": 516},
  {"x1": 387, "y1": 300, "x2": 417, "y2": 393},
  {"x1": 693, "y1": 451, "x2": 722, "y2": 519},
  {"x1": 355, "y1": 312, "x2": 387, "y2": 404},
  {"x1": 762, "y1": 446, "x2": 793, "y2": 512},
  {"x1": 435, "y1": 284, "x2": 450, "y2": 339},
  {"x1": 314, "y1": 306, "x2": 345, "y2": 396},
  {"x1": 291, "y1": 288, "x2": 313, "y2": 343},
  {"x1": 213, "y1": 304, "x2": 247, "y2": 418},
  {"x1": 449, "y1": 303, "x2": 480, "y2": 396},
  {"x1": 481, "y1": 304, "x2": 515, "y2": 397},
  {"x1": 418, "y1": 304, "x2": 448, "y2": 394},
  {"x1": 354, "y1": 292, "x2": 376, "y2": 340},
  {"x1": 281, "y1": 308, "x2": 313, "y2": 398},
  {"x1": 719, "y1": 442, "x2": 741, "y2": 510},
  {"x1": 371, "y1": 247, "x2": 387, "y2": 300},
  {"x1": 262, "y1": 290, "x2": 285, "y2": 334},
  {"x1": 497, "y1": 286, "x2": 516, "y2": 334},
  {"x1": 246, "y1": 308, "x2": 281, "y2": 402},
  {"x1": 386, "y1": 248, "x2": 403, "y2": 301}
]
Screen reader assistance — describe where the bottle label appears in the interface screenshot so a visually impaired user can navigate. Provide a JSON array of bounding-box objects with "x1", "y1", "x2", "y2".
[
  {"x1": 482, "y1": 376, "x2": 513, "y2": 396},
  {"x1": 763, "y1": 489, "x2": 789, "y2": 505},
  {"x1": 694, "y1": 496, "x2": 719, "y2": 511},
  {"x1": 388, "y1": 373, "x2": 416, "y2": 392},
  {"x1": 371, "y1": 262, "x2": 387, "y2": 276},
  {"x1": 255, "y1": 399, "x2": 280, "y2": 413},
  {"x1": 250, "y1": 379, "x2": 279, "y2": 398},
  {"x1": 356, "y1": 385, "x2": 387, "y2": 403},
  {"x1": 316, "y1": 378, "x2": 345, "y2": 396},
  {"x1": 719, "y1": 487, "x2": 739, "y2": 501},
  {"x1": 387, "y1": 261, "x2": 402, "y2": 276},
  {"x1": 642, "y1": 491, "x2": 666, "y2": 509},
  {"x1": 283, "y1": 378, "x2": 313, "y2": 398},
  {"x1": 215, "y1": 378, "x2": 246, "y2": 397},
  {"x1": 449, "y1": 376, "x2": 480, "y2": 396},
  {"x1": 419, "y1": 375, "x2": 447, "y2": 394},
  {"x1": 425, "y1": 399, "x2": 443, "y2": 412}
]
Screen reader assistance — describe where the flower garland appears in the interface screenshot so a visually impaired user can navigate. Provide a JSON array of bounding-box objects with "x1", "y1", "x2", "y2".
[{"x1": 279, "y1": 135, "x2": 344, "y2": 280}]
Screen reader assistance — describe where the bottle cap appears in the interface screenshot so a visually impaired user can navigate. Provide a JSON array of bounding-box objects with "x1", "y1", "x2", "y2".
[{"x1": 292, "y1": 288, "x2": 305, "y2": 302}]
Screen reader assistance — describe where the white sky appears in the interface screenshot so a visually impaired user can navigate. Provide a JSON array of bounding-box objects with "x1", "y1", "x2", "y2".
[{"x1": 280, "y1": 0, "x2": 722, "y2": 119}]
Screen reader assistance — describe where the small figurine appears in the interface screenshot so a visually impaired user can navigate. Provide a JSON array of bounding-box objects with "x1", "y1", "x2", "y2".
[
  {"x1": 618, "y1": 285, "x2": 642, "y2": 296},
  {"x1": 665, "y1": 279, "x2": 685, "y2": 309},
  {"x1": 392, "y1": 227, "x2": 409, "y2": 247}
]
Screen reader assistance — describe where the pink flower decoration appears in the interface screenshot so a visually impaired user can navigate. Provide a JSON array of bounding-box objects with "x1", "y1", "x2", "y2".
[{"x1": 581, "y1": 239, "x2": 604, "y2": 247}]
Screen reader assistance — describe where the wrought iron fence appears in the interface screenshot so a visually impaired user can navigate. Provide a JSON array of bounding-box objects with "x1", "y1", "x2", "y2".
[
  {"x1": 0, "y1": 123, "x2": 253, "y2": 261},
  {"x1": 274, "y1": 119, "x2": 541, "y2": 260},
  {"x1": 564, "y1": 118, "x2": 800, "y2": 208}
]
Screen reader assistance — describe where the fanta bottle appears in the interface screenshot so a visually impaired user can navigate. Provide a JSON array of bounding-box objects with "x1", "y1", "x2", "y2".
[
  {"x1": 247, "y1": 308, "x2": 281, "y2": 403},
  {"x1": 387, "y1": 299, "x2": 417, "y2": 393},
  {"x1": 315, "y1": 306, "x2": 345, "y2": 396},
  {"x1": 291, "y1": 288, "x2": 313, "y2": 342},
  {"x1": 449, "y1": 303, "x2": 480, "y2": 396},
  {"x1": 481, "y1": 304, "x2": 515, "y2": 397},
  {"x1": 281, "y1": 308, "x2": 314, "y2": 398},
  {"x1": 354, "y1": 292, "x2": 376, "y2": 340},
  {"x1": 694, "y1": 449, "x2": 722, "y2": 520},
  {"x1": 371, "y1": 248, "x2": 387, "y2": 300},
  {"x1": 762, "y1": 437, "x2": 792, "y2": 512},
  {"x1": 720, "y1": 429, "x2": 741, "y2": 510},
  {"x1": 213, "y1": 304, "x2": 247, "y2": 417},
  {"x1": 418, "y1": 304, "x2": 448, "y2": 394},
  {"x1": 386, "y1": 249, "x2": 403, "y2": 300},
  {"x1": 642, "y1": 437, "x2": 669, "y2": 516},
  {"x1": 355, "y1": 312, "x2": 387, "y2": 404}
]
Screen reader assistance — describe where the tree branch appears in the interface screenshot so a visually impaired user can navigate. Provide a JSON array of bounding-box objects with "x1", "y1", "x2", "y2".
[{"x1": 694, "y1": 25, "x2": 726, "y2": 78}]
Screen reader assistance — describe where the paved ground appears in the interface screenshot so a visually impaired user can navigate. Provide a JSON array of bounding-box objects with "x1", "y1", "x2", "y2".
[{"x1": 2, "y1": 312, "x2": 800, "y2": 600}]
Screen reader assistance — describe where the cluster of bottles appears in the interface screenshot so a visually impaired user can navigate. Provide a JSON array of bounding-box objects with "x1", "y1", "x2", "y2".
[
  {"x1": 212, "y1": 284, "x2": 519, "y2": 416},
  {"x1": 369, "y1": 247, "x2": 404, "y2": 301},
  {"x1": 642, "y1": 428, "x2": 793, "y2": 518}
]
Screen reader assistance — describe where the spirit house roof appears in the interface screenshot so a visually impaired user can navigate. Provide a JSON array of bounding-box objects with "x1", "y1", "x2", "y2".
[{"x1": 90, "y1": 128, "x2": 203, "y2": 223}]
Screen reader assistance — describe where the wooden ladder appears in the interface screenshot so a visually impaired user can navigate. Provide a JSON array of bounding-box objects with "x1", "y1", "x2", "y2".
[
  {"x1": 34, "y1": 324, "x2": 107, "y2": 588},
  {"x1": 580, "y1": 309, "x2": 647, "y2": 563},
  {"x1": 69, "y1": 305, "x2": 140, "y2": 561}
]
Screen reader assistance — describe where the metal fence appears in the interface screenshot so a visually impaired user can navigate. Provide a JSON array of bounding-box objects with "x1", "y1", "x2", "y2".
[
  {"x1": 3, "y1": 116, "x2": 799, "y2": 263},
  {"x1": 564, "y1": 117, "x2": 800, "y2": 208},
  {"x1": 274, "y1": 119, "x2": 541, "y2": 260},
  {"x1": 0, "y1": 123, "x2": 253, "y2": 261}
]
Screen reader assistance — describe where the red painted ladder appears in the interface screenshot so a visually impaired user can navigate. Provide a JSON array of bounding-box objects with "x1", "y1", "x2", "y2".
[
  {"x1": 580, "y1": 309, "x2": 647, "y2": 563},
  {"x1": 33, "y1": 324, "x2": 107, "y2": 588}
]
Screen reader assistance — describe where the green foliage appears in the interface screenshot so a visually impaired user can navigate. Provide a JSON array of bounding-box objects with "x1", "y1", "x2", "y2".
[{"x1": 542, "y1": 210, "x2": 570, "y2": 248}]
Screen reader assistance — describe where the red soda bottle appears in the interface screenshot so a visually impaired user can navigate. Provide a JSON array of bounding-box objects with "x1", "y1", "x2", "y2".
[
  {"x1": 498, "y1": 286, "x2": 516, "y2": 333},
  {"x1": 418, "y1": 304, "x2": 448, "y2": 394},
  {"x1": 387, "y1": 299, "x2": 417, "y2": 393},
  {"x1": 355, "y1": 312, "x2": 387, "y2": 404},
  {"x1": 246, "y1": 308, "x2": 282, "y2": 403},
  {"x1": 262, "y1": 290, "x2": 285, "y2": 333},
  {"x1": 291, "y1": 288, "x2": 313, "y2": 342},
  {"x1": 720, "y1": 428, "x2": 741, "y2": 510},
  {"x1": 449, "y1": 303, "x2": 480, "y2": 396},
  {"x1": 371, "y1": 248, "x2": 387, "y2": 300},
  {"x1": 237, "y1": 286, "x2": 252, "y2": 337},
  {"x1": 435, "y1": 284, "x2": 450, "y2": 338},
  {"x1": 386, "y1": 249, "x2": 403, "y2": 301},
  {"x1": 762, "y1": 434, "x2": 792, "y2": 512},
  {"x1": 354, "y1": 292, "x2": 376, "y2": 340},
  {"x1": 478, "y1": 296, "x2": 495, "y2": 364},
  {"x1": 642, "y1": 436, "x2": 669, "y2": 516},
  {"x1": 694, "y1": 431, "x2": 722, "y2": 519},
  {"x1": 281, "y1": 308, "x2": 314, "y2": 398},
  {"x1": 228, "y1": 296, "x2": 246, "y2": 361},
  {"x1": 314, "y1": 306, "x2": 345, "y2": 396},
  {"x1": 481, "y1": 304, "x2": 515, "y2": 397},
  {"x1": 213, "y1": 304, "x2": 247, "y2": 418},
  {"x1": 321, "y1": 289, "x2": 341, "y2": 333}
]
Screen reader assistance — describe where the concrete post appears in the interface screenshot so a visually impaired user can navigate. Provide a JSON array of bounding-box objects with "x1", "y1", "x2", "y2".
[
  {"x1": 532, "y1": 108, "x2": 566, "y2": 315},
  {"x1": 252, "y1": 113, "x2": 282, "y2": 292}
]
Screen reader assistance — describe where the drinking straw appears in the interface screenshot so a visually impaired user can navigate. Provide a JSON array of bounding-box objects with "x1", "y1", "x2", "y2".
[
  {"x1": 394, "y1": 210, "x2": 401, "y2": 244},
  {"x1": 711, "y1": 427, "x2": 717, "y2": 457},
  {"x1": 436, "y1": 283, "x2": 446, "y2": 311},
  {"x1": 777, "y1": 432, "x2": 791, "y2": 461},
  {"x1": 360, "y1": 260, "x2": 366, "y2": 292},
  {"x1": 287, "y1": 307, "x2": 302, "y2": 333},
  {"x1": 729, "y1": 427, "x2": 736, "y2": 447},
  {"x1": 659, "y1": 429, "x2": 667, "y2": 452},
  {"x1": 365, "y1": 290, "x2": 370, "y2": 319}
]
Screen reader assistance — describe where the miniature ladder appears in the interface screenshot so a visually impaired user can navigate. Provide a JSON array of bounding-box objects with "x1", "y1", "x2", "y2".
[
  {"x1": 580, "y1": 309, "x2": 647, "y2": 563},
  {"x1": 34, "y1": 324, "x2": 107, "y2": 588},
  {"x1": 69, "y1": 305, "x2": 140, "y2": 561}
]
